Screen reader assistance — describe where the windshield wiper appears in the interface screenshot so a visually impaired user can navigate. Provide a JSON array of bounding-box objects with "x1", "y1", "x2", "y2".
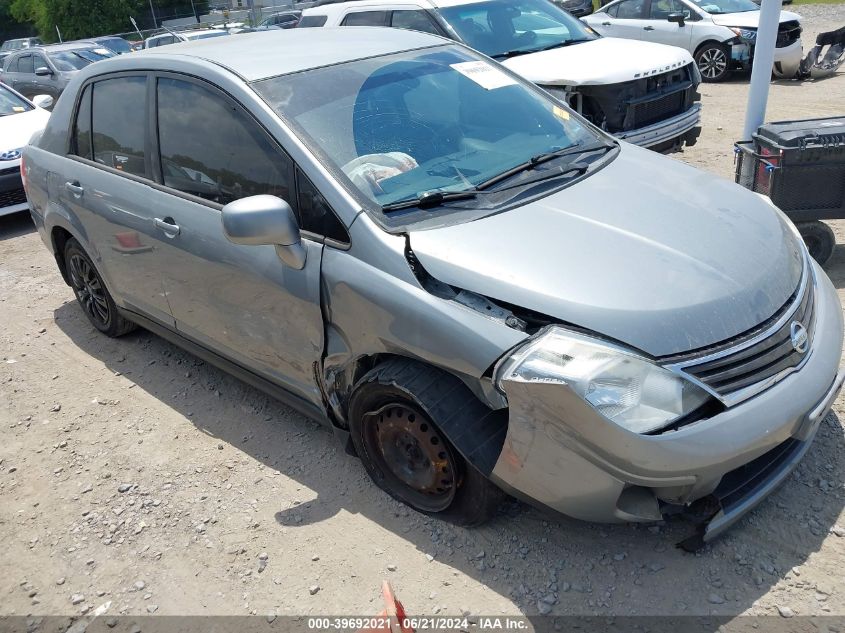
[
  {"x1": 492, "y1": 48, "x2": 535, "y2": 60},
  {"x1": 493, "y1": 38, "x2": 593, "y2": 59},
  {"x1": 381, "y1": 189, "x2": 478, "y2": 212},
  {"x1": 476, "y1": 143, "x2": 614, "y2": 191},
  {"x1": 535, "y1": 39, "x2": 594, "y2": 52}
]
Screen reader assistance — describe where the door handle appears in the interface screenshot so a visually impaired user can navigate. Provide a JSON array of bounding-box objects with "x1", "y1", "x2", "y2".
[
  {"x1": 153, "y1": 216, "x2": 180, "y2": 236},
  {"x1": 643, "y1": 25, "x2": 655, "y2": 30},
  {"x1": 601, "y1": 21, "x2": 611, "y2": 25},
  {"x1": 65, "y1": 181, "x2": 84, "y2": 197}
]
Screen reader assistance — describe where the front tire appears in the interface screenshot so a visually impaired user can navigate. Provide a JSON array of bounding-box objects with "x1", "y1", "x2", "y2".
[
  {"x1": 64, "y1": 238, "x2": 137, "y2": 337},
  {"x1": 695, "y1": 42, "x2": 731, "y2": 83},
  {"x1": 348, "y1": 359, "x2": 504, "y2": 526}
]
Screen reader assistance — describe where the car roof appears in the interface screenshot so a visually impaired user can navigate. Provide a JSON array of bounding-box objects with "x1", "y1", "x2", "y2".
[
  {"x1": 132, "y1": 27, "x2": 446, "y2": 81},
  {"x1": 304, "y1": 0, "x2": 484, "y2": 11},
  {"x1": 17, "y1": 42, "x2": 105, "y2": 54}
]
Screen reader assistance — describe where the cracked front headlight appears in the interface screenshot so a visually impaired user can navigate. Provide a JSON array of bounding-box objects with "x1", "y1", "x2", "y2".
[
  {"x1": 495, "y1": 327, "x2": 710, "y2": 434},
  {"x1": 730, "y1": 27, "x2": 757, "y2": 41}
]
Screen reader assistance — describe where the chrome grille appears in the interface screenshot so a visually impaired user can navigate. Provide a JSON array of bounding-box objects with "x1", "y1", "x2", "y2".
[{"x1": 668, "y1": 267, "x2": 815, "y2": 400}]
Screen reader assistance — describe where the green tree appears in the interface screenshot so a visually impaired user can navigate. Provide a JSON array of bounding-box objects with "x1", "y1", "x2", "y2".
[{"x1": 9, "y1": 0, "x2": 144, "y2": 42}]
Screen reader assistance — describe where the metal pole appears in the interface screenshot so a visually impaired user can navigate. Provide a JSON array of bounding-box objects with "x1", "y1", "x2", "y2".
[
  {"x1": 55, "y1": 25, "x2": 63, "y2": 43},
  {"x1": 742, "y1": 0, "x2": 783, "y2": 139},
  {"x1": 189, "y1": 0, "x2": 198, "y2": 22},
  {"x1": 148, "y1": 0, "x2": 157, "y2": 28}
]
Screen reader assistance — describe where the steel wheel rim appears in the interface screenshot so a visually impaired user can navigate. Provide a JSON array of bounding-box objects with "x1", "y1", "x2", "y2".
[
  {"x1": 698, "y1": 48, "x2": 727, "y2": 79},
  {"x1": 365, "y1": 404, "x2": 457, "y2": 512},
  {"x1": 69, "y1": 253, "x2": 110, "y2": 326}
]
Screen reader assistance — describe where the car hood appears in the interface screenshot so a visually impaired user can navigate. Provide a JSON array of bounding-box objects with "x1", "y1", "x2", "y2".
[
  {"x1": 709, "y1": 9, "x2": 801, "y2": 27},
  {"x1": 408, "y1": 144, "x2": 804, "y2": 357},
  {"x1": 0, "y1": 107, "x2": 50, "y2": 152},
  {"x1": 500, "y1": 37, "x2": 694, "y2": 86}
]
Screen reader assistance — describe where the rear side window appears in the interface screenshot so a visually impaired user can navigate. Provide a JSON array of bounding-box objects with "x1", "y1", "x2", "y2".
[
  {"x1": 73, "y1": 85, "x2": 93, "y2": 159},
  {"x1": 342, "y1": 11, "x2": 389, "y2": 26},
  {"x1": 17, "y1": 54, "x2": 33, "y2": 74},
  {"x1": 91, "y1": 76, "x2": 147, "y2": 177},
  {"x1": 391, "y1": 10, "x2": 443, "y2": 35},
  {"x1": 298, "y1": 15, "x2": 327, "y2": 27},
  {"x1": 156, "y1": 77, "x2": 295, "y2": 207}
]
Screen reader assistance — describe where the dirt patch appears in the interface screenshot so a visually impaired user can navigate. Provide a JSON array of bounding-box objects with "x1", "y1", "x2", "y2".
[{"x1": 2, "y1": 7, "x2": 845, "y2": 621}]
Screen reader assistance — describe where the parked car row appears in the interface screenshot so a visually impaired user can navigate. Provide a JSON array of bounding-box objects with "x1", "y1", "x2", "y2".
[
  {"x1": 583, "y1": 0, "x2": 803, "y2": 82},
  {"x1": 0, "y1": 82, "x2": 51, "y2": 217},
  {"x1": 19, "y1": 29, "x2": 844, "y2": 546},
  {"x1": 300, "y1": 0, "x2": 703, "y2": 151},
  {"x1": 0, "y1": 42, "x2": 115, "y2": 105}
]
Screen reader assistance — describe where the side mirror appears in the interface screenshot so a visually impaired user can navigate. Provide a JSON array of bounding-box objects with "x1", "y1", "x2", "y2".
[
  {"x1": 221, "y1": 195, "x2": 306, "y2": 269},
  {"x1": 34, "y1": 66, "x2": 52, "y2": 76},
  {"x1": 667, "y1": 11, "x2": 685, "y2": 25},
  {"x1": 32, "y1": 94, "x2": 53, "y2": 109}
]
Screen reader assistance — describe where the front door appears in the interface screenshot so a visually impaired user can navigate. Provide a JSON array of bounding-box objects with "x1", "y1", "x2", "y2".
[
  {"x1": 642, "y1": 0, "x2": 694, "y2": 49},
  {"x1": 594, "y1": 0, "x2": 650, "y2": 39},
  {"x1": 149, "y1": 74, "x2": 325, "y2": 407}
]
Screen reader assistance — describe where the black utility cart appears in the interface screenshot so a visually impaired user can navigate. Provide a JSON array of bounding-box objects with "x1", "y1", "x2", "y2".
[{"x1": 735, "y1": 116, "x2": 844, "y2": 267}]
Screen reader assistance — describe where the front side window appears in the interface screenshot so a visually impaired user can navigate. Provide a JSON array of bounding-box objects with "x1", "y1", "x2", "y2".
[
  {"x1": 91, "y1": 76, "x2": 147, "y2": 177},
  {"x1": 342, "y1": 11, "x2": 389, "y2": 26},
  {"x1": 156, "y1": 77, "x2": 295, "y2": 206},
  {"x1": 391, "y1": 10, "x2": 443, "y2": 35},
  {"x1": 32, "y1": 54, "x2": 48, "y2": 71},
  {"x1": 253, "y1": 46, "x2": 602, "y2": 218},
  {"x1": 649, "y1": 0, "x2": 691, "y2": 18},
  {"x1": 438, "y1": 0, "x2": 597, "y2": 59},
  {"x1": 614, "y1": 0, "x2": 647, "y2": 18}
]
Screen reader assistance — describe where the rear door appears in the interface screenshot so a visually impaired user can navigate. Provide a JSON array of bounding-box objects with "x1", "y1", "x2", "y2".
[
  {"x1": 148, "y1": 73, "x2": 327, "y2": 407},
  {"x1": 9, "y1": 53, "x2": 34, "y2": 96},
  {"x1": 59, "y1": 74, "x2": 176, "y2": 326}
]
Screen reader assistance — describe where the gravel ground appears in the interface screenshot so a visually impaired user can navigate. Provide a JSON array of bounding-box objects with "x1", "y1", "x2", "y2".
[{"x1": 2, "y1": 6, "x2": 845, "y2": 624}]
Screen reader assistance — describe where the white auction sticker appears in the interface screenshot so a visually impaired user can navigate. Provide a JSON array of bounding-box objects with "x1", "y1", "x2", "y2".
[{"x1": 450, "y1": 61, "x2": 517, "y2": 90}]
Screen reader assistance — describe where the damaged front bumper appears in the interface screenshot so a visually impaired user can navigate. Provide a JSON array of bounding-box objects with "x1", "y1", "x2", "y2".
[
  {"x1": 614, "y1": 103, "x2": 701, "y2": 149},
  {"x1": 731, "y1": 39, "x2": 803, "y2": 78},
  {"x1": 489, "y1": 260, "x2": 843, "y2": 543}
]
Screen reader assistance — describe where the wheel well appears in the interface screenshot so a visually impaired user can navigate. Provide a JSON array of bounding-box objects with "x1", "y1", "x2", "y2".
[
  {"x1": 51, "y1": 226, "x2": 73, "y2": 285},
  {"x1": 694, "y1": 39, "x2": 728, "y2": 57}
]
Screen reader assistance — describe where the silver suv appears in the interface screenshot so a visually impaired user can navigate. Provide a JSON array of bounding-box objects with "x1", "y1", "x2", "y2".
[{"x1": 22, "y1": 29, "x2": 843, "y2": 546}]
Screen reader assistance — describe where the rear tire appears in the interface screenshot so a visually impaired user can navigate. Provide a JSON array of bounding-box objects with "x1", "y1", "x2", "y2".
[
  {"x1": 64, "y1": 238, "x2": 137, "y2": 337},
  {"x1": 695, "y1": 42, "x2": 731, "y2": 83},
  {"x1": 797, "y1": 221, "x2": 836, "y2": 267},
  {"x1": 348, "y1": 359, "x2": 504, "y2": 526}
]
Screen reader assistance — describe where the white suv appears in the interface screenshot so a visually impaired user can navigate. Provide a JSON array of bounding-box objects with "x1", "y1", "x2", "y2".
[
  {"x1": 300, "y1": 0, "x2": 703, "y2": 151},
  {"x1": 584, "y1": 0, "x2": 802, "y2": 82}
]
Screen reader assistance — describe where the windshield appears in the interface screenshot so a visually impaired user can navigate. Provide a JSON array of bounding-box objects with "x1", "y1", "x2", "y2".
[
  {"x1": 190, "y1": 31, "x2": 229, "y2": 39},
  {"x1": 688, "y1": 0, "x2": 759, "y2": 13},
  {"x1": 438, "y1": 0, "x2": 598, "y2": 59},
  {"x1": 253, "y1": 46, "x2": 602, "y2": 211},
  {"x1": 0, "y1": 84, "x2": 33, "y2": 116},
  {"x1": 97, "y1": 37, "x2": 132, "y2": 54},
  {"x1": 49, "y1": 47, "x2": 114, "y2": 71}
]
